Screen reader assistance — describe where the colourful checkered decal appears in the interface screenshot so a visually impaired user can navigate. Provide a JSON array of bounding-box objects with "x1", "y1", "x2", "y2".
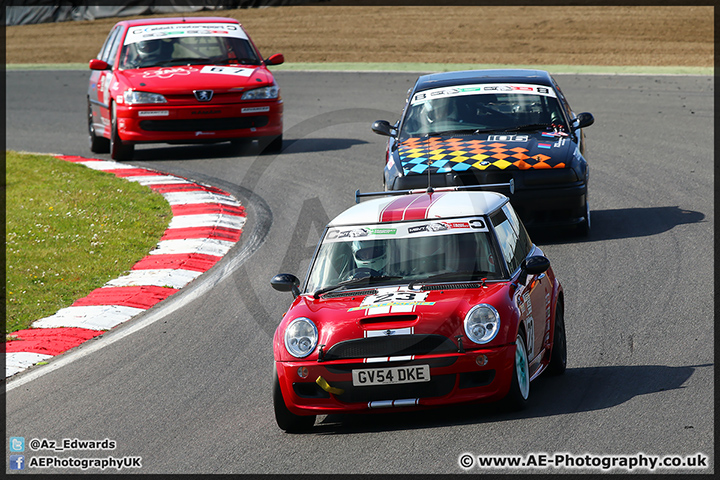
[{"x1": 398, "y1": 137, "x2": 566, "y2": 175}]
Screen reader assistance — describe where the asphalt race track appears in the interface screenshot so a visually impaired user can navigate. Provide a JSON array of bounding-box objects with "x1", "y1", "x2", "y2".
[{"x1": 5, "y1": 70, "x2": 714, "y2": 474}]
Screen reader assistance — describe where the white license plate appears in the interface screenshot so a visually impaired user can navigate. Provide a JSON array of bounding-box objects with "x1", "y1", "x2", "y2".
[{"x1": 352, "y1": 365, "x2": 431, "y2": 387}]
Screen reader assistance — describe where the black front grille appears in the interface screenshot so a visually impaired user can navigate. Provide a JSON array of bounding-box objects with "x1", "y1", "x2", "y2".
[
  {"x1": 359, "y1": 314, "x2": 417, "y2": 325},
  {"x1": 139, "y1": 116, "x2": 268, "y2": 132},
  {"x1": 322, "y1": 334, "x2": 458, "y2": 361},
  {"x1": 458, "y1": 370, "x2": 496, "y2": 389},
  {"x1": 293, "y1": 382, "x2": 330, "y2": 399},
  {"x1": 333, "y1": 373, "x2": 456, "y2": 404},
  {"x1": 454, "y1": 170, "x2": 514, "y2": 185}
]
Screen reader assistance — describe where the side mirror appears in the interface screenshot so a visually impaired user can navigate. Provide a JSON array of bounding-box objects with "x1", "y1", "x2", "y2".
[
  {"x1": 264, "y1": 53, "x2": 284, "y2": 66},
  {"x1": 271, "y1": 273, "x2": 300, "y2": 298},
  {"x1": 516, "y1": 255, "x2": 550, "y2": 287},
  {"x1": 89, "y1": 59, "x2": 110, "y2": 71},
  {"x1": 524, "y1": 255, "x2": 550, "y2": 275},
  {"x1": 572, "y1": 112, "x2": 594, "y2": 130},
  {"x1": 371, "y1": 120, "x2": 396, "y2": 137}
]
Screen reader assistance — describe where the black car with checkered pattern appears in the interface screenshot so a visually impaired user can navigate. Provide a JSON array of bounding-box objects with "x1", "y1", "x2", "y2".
[{"x1": 372, "y1": 69, "x2": 594, "y2": 234}]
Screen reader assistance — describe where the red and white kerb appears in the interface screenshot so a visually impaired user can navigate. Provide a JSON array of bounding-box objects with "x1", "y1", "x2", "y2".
[{"x1": 6, "y1": 155, "x2": 245, "y2": 378}]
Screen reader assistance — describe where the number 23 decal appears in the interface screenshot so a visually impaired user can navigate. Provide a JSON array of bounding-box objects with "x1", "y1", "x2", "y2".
[
  {"x1": 360, "y1": 290, "x2": 429, "y2": 307},
  {"x1": 373, "y1": 292, "x2": 419, "y2": 303}
]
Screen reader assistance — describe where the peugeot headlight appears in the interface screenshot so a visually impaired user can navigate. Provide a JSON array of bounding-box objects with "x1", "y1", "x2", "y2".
[
  {"x1": 284, "y1": 317, "x2": 318, "y2": 358},
  {"x1": 241, "y1": 85, "x2": 279, "y2": 100},
  {"x1": 464, "y1": 304, "x2": 500, "y2": 344},
  {"x1": 124, "y1": 90, "x2": 167, "y2": 105}
]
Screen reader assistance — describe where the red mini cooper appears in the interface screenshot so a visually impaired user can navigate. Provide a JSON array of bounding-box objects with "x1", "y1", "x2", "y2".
[
  {"x1": 271, "y1": 187, "x2": 567, "y2": 432},
  {"x1": 87, "y1": 17, "x2": 284, "y2": 160}
]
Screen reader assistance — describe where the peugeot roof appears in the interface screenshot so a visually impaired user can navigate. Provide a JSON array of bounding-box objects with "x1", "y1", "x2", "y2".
[{"x1": 113, "y1": 16, "x2": 242, "y2": 27}]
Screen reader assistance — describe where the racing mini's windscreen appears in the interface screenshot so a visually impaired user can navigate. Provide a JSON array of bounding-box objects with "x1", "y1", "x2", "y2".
[
  {"x1": 400, "y1": 84, "x2": 567, "y2": 138},
  {"x1": 305, "y1": 219, "x2": 505, "y2": 293},
  {"x1": 120, "y1": 24, "x2": 261, "y2": 69}
]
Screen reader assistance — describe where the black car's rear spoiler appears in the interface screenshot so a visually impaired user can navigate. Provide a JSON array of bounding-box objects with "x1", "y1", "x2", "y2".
[{"x1": 355, "y1": 180, "x2": 514, "y2": 203}]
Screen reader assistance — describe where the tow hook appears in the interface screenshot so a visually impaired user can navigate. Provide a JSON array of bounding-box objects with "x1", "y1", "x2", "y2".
[
  {"x1": 456, "y1": 335, "x2": 465, "y2": 353},
  {"x1": 316, "y1": 376, "x2": 344, "y2": 395}
]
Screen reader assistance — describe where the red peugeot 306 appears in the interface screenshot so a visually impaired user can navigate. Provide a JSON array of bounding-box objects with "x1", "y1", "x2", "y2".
[
  {"x1": 88, "y1": 17, "x2": 284, "y2": 160},
  {"x1": 271, "y1": 186, "x2": 567, "y2": 432}
]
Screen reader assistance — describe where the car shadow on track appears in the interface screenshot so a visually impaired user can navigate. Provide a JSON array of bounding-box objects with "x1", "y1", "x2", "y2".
[
  {"x1": 127, "y1": 137, "x2": 369, "y2": 161},
  {"x1": 528, "y1": 206, "x2": 706, "y2": 245},
  {"x1": 309, "y1": 363, "x2": 710, "y2": 435}
]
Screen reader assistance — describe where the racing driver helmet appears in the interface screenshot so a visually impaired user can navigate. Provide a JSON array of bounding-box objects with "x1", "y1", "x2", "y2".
[
  {"x1": 351, "y1": 240, "x2": 387, "y2": 272},
  {"x1": 422, "y1": 97, "x2": 457, "y2": 124},
  {"x1": 136, "y1": 39, "x2": 162, "y2": 57}
]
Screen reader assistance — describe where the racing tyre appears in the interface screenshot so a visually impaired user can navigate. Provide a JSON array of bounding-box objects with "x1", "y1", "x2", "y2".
[
  {"x1": 88, "y1": 102, "x2": 109, "y2": 153},
  {"x1": 503, "y1": 333, "x2": 530, "y2": 410},
  {"x1": 110, "y1": 103, "x2": 134, "y2": 161},
  {"x1": 577, "y1": 201, "x2": 591, "y2": 236},
  {"x1": 546, "y1": 305, "x2": 567, "y2": 376},
  {"x1": 273, "y1": 369, "x2": 315, "y2": 433},
  {"x1": 260, "y1": 134, "x2": 283, "y2": 155}
]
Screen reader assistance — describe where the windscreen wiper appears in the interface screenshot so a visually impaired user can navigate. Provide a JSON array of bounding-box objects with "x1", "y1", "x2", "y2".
[
  {"x1": 409, "y1": 270, "x2": 494, "y2": 287},
  {"x1": 154, "y1": 57, "x2": 211, "y2": 66},
  {"x1": 215, "y1": 57, "x2": 261, "y2": 66},
  {"x1": 313, "y1": 274, "x2": 402, "y2": 299},
  {"x1": 501, "y1": 123, "x2": 555, "y2": 133},
  {"x1": 424, "y1": 128, "x2": 498, "y2": 136}
]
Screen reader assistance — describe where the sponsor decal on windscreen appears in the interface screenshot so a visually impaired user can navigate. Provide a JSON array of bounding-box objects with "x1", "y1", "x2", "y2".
[
  {"x1": 325, "y1": 219, "x2": 488, "y2": 243},
  {"x1": 411, "y1": 83, "x2": 557, "y2": 105},
  {"x1": 124, "y1": 24, "x2": 248, "y2": 44}
]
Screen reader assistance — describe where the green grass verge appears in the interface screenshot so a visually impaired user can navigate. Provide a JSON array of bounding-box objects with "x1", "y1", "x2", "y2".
[{"x1": 5, "y1": 151, "x2": 172, "y2": 334}]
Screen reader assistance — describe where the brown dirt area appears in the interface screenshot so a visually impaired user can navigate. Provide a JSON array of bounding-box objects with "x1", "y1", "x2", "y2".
[{"x1": 5, "y1": 5, "x2": 714, "y2": 67}]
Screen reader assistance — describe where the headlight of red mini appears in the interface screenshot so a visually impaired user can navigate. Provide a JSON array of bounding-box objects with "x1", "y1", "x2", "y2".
[
  {"x1": 284, "y1": 317, "x2": 318, "y2": 358},
  {"x1": 464, "y1": 304, "x2": 500, "y2": 344}
]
